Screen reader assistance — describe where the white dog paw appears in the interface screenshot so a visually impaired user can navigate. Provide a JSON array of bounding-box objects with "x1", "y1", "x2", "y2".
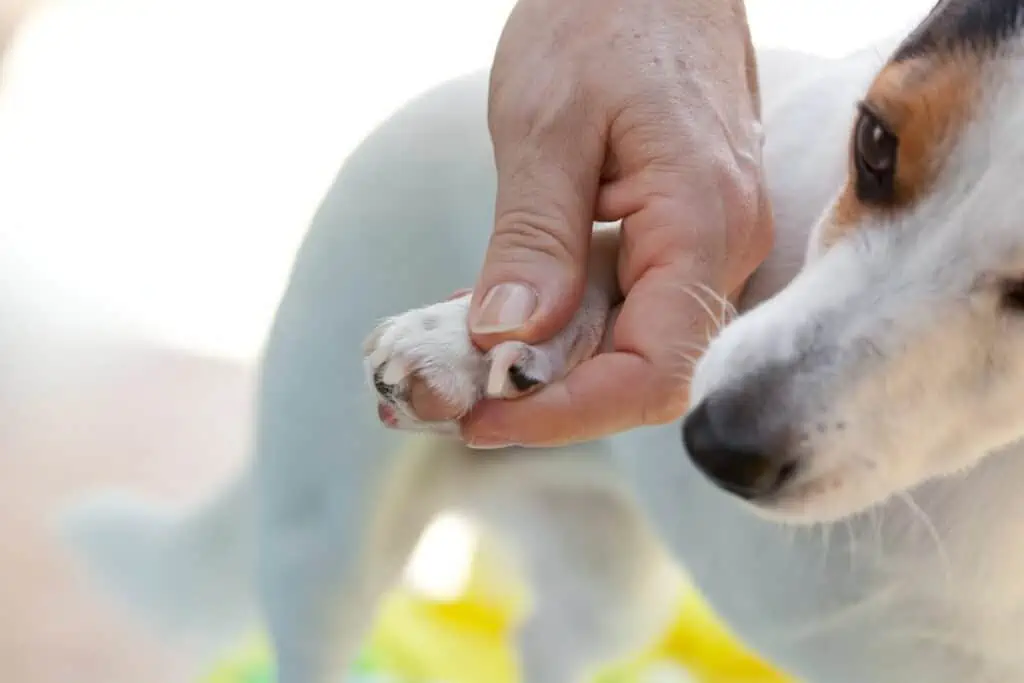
[
  {"x1": 363, "y1": 291, "x2": 608, "y2": 432},
  {"x1": 363, "y1": 296, "x2": 555, "y2": 431}
]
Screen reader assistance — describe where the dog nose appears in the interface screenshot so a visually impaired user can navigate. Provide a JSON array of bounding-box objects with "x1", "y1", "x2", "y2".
[{"x1": 682, "y1": 396, "x2": 796, "y2": 500}]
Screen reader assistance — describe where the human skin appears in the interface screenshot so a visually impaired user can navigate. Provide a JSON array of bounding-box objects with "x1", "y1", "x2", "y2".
[{"x1": 410, "y1": 0, "x2": 773, "y2": 447}]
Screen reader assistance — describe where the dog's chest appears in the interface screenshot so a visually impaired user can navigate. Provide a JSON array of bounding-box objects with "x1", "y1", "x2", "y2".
[
  {"x1": 621, "y1": 426, "x2": 1024, "y2": 683},
  {"x1": 757, "y1": 450, "x2": 1024, "y2": 683}
]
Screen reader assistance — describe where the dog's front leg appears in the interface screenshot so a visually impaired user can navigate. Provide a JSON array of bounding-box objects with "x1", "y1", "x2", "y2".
[{"x1": 363, "y1": 224, "x2": 622, "y2": 434}]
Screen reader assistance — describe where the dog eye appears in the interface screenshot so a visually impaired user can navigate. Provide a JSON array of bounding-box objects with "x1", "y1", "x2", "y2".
[
  {"x1": 853, "y1": 106, "x2": 898, "y2": 204},
  {"x1": 1001, "y1": 279, "x2": 1024, "y2": 311}
]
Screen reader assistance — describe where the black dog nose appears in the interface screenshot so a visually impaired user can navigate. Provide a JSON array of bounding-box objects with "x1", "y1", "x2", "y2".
[{"x1": 682, "y1": 397, "x2": 796, "y2": 500}]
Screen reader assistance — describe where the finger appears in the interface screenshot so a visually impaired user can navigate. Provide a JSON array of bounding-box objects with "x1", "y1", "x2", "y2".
[
  {"x1": 469, "y1": 88, "x2": 606, "y2": 348},
  {"x1": 460, "y1": 351, "x2": 663, "y2": 447},
  {"x1": 598, "y1": 151, "x2": 772, "y2": 294},
  {"x1": 462, "y1": 258, "x2": 724, "y2": 447}
]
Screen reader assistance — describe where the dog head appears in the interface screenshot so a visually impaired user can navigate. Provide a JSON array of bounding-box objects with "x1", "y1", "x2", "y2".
[{"x1": 685, "y1": 0, "x2": 1024, "y2": 523}]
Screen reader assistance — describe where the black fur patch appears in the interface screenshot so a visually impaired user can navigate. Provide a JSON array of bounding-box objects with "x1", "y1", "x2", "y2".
[
  {"x1": 508, "y1": 364, "x2": 541, "y2": 392},
  {"x1": 894, "y1": 0, "x2": 1024, "y2": 60}
]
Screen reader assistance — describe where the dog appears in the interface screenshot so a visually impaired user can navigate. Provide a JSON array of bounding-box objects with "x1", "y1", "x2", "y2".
[{"x1": 63, "y1": 1, "x2": 1024, "y2": 681}]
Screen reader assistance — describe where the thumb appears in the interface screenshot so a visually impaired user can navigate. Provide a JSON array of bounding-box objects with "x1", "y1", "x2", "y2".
[{"x1": 469, "y1": 114, "x2": 605, "y2": 348}]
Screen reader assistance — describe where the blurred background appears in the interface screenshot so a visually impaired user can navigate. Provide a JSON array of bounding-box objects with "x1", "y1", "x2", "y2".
[{"x1": 0, "y1": 0, "x2": 935, "y2": 682}]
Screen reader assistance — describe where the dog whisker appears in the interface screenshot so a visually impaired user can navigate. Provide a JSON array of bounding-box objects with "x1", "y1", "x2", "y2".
[
  {"x1": 679, "y1": 283, "x2": 726, "y2": 335},
  {"x1": 894, "y1": 491, "x2": 953, "y2": 586},
  {"x1": 693, "y1": 281, "x2": 737, "y2": 329}
]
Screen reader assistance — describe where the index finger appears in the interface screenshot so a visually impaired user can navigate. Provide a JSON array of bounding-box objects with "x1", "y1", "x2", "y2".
[{"x1": 460, "y1": 351, "x2": 666, "y2": 447}]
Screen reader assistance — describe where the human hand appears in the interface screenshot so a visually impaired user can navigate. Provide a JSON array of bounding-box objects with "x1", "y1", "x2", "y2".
[{"x1": 414, "y1": 0, "x2": 773, "y2": 446}]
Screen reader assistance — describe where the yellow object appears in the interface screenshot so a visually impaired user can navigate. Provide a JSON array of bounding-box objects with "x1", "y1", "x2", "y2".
[{"x1": 205, "y1": 531, "x2": 793, "y2": 683}]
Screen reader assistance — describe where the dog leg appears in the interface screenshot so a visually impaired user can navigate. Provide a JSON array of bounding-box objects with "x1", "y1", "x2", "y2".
[
  {"x1": 259, "y1": 440, "x2": 458, "y2": 683},
  {"x1": 256, "y1": 514, "x2": 403, "y2": 683},
  {"x1": 488, "y1": 481, "x2": 681, "y2": 683},
  {"x1": 258, "y1": 219, "x2": 619, "y2": 683}
]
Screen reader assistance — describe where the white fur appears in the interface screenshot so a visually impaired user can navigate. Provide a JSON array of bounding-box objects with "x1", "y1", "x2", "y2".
[
  {"x1": 62, "y1": 28, "x2": 1024, "y2": 683},
  {"x1": 363, "y1": 231, "x2": 614, "y2": 434}
]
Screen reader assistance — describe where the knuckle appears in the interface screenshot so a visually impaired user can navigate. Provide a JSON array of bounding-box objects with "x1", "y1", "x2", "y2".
[
  {"x1": 716, "y1": 155, "x2": 764, "y2": 227},
  {"x1": 489, "y1": 72, "x2": 596, "y2": 148},
  {"x1": 697, "y1": 149, "x2": 772, "y2": 276},
  {"x1": 724, "y1": 172, "x2": 774, "y2": 275},
  {"x1": 491, "y1": 209, "x2": 580, "y2": 269},
  {"x1": 489, "y1": 77, "x2": 560, "y2": 135}
]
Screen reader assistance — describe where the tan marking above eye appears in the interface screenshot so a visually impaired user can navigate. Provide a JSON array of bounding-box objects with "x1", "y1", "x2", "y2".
[{"x1": 821, "y1": 53, "x2": 981, "y2": 250}]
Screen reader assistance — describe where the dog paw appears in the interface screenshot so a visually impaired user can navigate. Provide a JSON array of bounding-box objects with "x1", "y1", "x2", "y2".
[{"x1": 363, "y1": 295, "x2": 569, "y2": 432}]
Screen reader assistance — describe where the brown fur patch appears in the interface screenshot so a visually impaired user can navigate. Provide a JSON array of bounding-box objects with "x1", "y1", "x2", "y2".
[{"x1": 822, "y1": 53, "x2": 981, "y2": 248}]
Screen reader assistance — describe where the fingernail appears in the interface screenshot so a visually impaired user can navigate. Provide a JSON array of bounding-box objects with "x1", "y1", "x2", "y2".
[
  {"x1": 467, "y1": 440, "x2": 509, "y2": 450},
  {"x1": 467, "y1": 438, "x2": 519, "y2": 450},
  {"x1": 470, "y1": 283, "x2": 537, "y2": 334}
]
